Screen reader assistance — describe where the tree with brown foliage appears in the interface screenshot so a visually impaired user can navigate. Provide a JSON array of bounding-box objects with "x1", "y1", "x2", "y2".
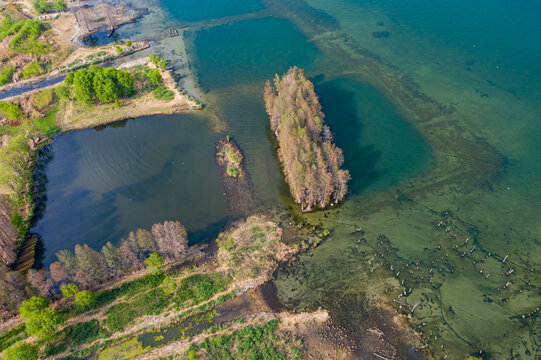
[
  {"x1": 264, "y1": 67, "x2": 350, "y2": 211},
  {"x1": 151, "y1": 221, "x2": 188, "y2": 262},
  {"x1": 0, "y1": 264, "x2": 28, "y2": 321},
  {"x1": 27, "y1": 268, "x2": 55, "y2": 299},
  {"x1": 118, "y1": 236, "x2": 144, "y2": 272},
  {"x1": 49, "y1": 261, "x2": 69, "y2": 284}
]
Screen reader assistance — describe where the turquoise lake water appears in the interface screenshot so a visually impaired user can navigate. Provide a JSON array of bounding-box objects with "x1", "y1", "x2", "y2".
[{"x1": 33, "y1": 0, "x2": 540, "y2": 358}]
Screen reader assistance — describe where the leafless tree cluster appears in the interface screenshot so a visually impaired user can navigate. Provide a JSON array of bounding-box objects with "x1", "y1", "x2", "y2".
[
  {"x1": 40, "y1": 221, "x2": 189, "y2": 295},
  {"x1": 264, "y1": 67, "x2": 350, "y2": 211}
]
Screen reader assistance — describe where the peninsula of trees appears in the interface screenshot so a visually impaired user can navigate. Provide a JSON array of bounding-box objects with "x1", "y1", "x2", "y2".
[{"x1": 264, "y1": 67, "x2": 350, "y2": 211}]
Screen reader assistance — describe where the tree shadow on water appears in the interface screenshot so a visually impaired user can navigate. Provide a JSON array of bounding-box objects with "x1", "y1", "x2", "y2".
[{"x1": 315, "y1": 79, "x2": 381, "y2": 194}]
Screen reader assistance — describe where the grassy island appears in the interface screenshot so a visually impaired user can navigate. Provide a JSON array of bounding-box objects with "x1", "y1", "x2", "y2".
[
  {"x1": 215, "y1": 137, "x2": 256, "y2": 214},
  {"x1": 216, "y1": 137, "x2": 244, "y2": 178},
  {"x1": 264, "y1": 67, "x2": 350, "y2": 212}
]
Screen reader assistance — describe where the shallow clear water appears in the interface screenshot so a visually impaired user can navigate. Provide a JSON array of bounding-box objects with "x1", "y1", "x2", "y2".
[{"x1": 33, "y1": 0, "x2": 540, "y2": 358}]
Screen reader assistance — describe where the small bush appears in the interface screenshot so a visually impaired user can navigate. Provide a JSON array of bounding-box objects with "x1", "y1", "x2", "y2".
[
  {"x1": 22, "y1": 62, "x2": 44, "y2": 79},
  {"x1": 0, "y1": 65, "x2": 16, "y2": 86}
]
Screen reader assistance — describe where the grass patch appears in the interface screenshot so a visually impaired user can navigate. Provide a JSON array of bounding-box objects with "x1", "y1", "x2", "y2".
[
  {"x1": 189, "y1": 320, "x2": 303, "y2": 360},
  {"x1": 174, "y1": 274, "x2": 230, "y2": 308},
  {"x1": 103, "y1": 273, "x2": 229, "y2": 333},
  {"x1": 44, "y1": 320, "x2": 111, "y2": 357},
  {"x1": 9, "y1": 19, "x2": 51, "y2": 55},
  {"x1": 33, "y1": 88, "x2": 54, "y2": 110},
  {"x1": 35, "y1": 105, "x2": 61, "y2": 136}
]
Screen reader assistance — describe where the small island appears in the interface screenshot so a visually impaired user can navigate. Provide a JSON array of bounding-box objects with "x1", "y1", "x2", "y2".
[
  {"x1": 215, "y1": 137, "x2": 256, "y2": 214},
  {"x1": 264, "y1": 67, "x2": 350, "y2": 212},
  {"x1": 216, "y1": 137, "x2": 244, "y2": 178}
]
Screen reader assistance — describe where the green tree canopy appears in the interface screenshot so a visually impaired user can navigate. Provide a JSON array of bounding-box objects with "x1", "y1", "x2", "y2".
[
  {"x1": 147, "y1": 68, "x2": 162, "y2": 85},
  {"x1": 2, "y1": 342, "x2": 39, "y2": 360},
  {"x1": 60, "y1": 283, "x2": 79, "y2": 299},
  {"x1": 144, "y1": 253, "x2": 164, "y2": 274},
  {"x1": 72, "y1": 69, "x2": 95, "y2": 104},
  {"x1": 19, "y1": 296, "x2": 63, "y2": 339},
  {"x1": 74, "y1": 290, "x2": 96, "y2": 309},
  {"x1": 126, "y1": 40, "x2": 132, "y2": 47},
  {"x1": 93, "y1": 70, "x2": 118, "y2": 103},
  {"x1": 68, "y1": 66, "x2": 134, "y2": 104}
]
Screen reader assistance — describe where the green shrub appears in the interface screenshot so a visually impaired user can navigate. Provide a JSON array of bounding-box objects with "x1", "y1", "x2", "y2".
[
  {"x1": 175, "y1": 274, "x2": 227, "y2": 306},
  {"x1": 22, "y1": 62, "x2": 43, "y2": 79},
  {"x1": 74, "y1": 290, "x2": 96, "y2": 310},
  {"x1": 54, "y1": 0, "x2": 67, "y2": 11},
  {"x1": 147, "y1": 68, "x2": 161, "y2": 85},
  {"x1": 0, "y1": 65, "x2": 16, "y2": 86},
  {"x1": 153, "y1": 85, "x2": 174, "y2": 101},
  {"x1": 144, "y1": 253, "x2": 164, "y2": 274},
  {"x1": 69, "y1": 66, "x2": 134, "y2": 104},
  {"x1": 10, "y1": 212, "x2": 27, "y2": 239},
  {"x1": 55, "y1": 85, "x2": 70, "y2": 98},
  {"x1": 0, "y1": 18, "x2": 24, "y2": 42},
  {"x1": 0, "y1": 101, "x2": 22, "y2": 121},
  {"x1": 33, "y1": 0, "x2": 52, "y2": 14}
]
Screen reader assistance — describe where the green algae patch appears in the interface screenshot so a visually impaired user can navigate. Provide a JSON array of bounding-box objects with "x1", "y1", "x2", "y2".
[{"x1": 98, "y1": 337, "x2": 148, "y2": 360}]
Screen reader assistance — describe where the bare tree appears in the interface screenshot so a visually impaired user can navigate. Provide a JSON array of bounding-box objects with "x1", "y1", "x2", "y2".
[{"x1": 151, "y1": 221, "x2": 188, "y2": 262}]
